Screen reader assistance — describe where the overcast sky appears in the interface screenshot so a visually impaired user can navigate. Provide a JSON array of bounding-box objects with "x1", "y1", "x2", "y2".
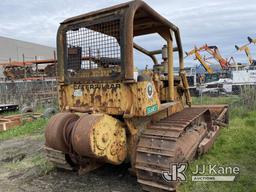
[{"x1": 0, "y1": 0, "x2": 256, "y2": 67}]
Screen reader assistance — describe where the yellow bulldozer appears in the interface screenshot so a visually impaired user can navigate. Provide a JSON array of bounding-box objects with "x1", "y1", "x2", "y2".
[{"x1": 44, "y1": 1, "x2": 228, "y2": 191}]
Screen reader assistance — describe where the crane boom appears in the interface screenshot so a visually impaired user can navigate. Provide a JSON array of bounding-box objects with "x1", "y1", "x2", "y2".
[
  {"x1": 186, "y1": 44, "x2": 230, "y2": 73},
  {"x1": 186, "y1": 46, "x2": 214, "y2": 74},
  {"x1": 235, "y1": 43, "x2": 254, "y2": 65},
  {"x1": 206, "y1": 46, "x2": 229, "y2": 69},
  {"x1": 194, "y1": 51, "x2": 214, "y2": 74},
  {"x1": 248, "y1": 36, "x2": 256, "y2": 44}
]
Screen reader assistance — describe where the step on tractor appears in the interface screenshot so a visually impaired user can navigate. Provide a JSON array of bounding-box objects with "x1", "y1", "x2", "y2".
[{"x1": 44, "y1": 1, "x2": 228, "y2": 191}]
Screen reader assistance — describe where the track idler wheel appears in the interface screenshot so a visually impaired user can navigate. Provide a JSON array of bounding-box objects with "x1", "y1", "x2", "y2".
[{"x1": 45, "y1": 112, "x2": 79, "y2": 153}]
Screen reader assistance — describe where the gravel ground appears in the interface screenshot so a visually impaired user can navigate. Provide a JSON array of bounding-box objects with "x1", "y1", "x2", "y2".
[{"x1": 0, "y1": 135, "x2": 141, "y2": 192}]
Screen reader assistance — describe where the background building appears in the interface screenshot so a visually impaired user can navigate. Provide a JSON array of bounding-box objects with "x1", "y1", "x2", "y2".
[
  {"x1": 0, "y1": 36, "x2": 55, "y2": 80},
  {"x1": 0, "y1": 36, "x2": 55, "y2": 62}
]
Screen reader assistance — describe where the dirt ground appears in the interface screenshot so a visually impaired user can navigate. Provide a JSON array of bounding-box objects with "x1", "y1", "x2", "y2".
[{"x1": 0, "y1": 135, "x2": 141, "y2": 192}]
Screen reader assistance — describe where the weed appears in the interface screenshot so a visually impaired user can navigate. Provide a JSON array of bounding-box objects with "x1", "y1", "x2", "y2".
[
  {"x1": 179, "y1": 111, "x2": 256, "y2": 192},
  {"x1": 0, "y1": 118, "x2": 48, "y2": 141}
]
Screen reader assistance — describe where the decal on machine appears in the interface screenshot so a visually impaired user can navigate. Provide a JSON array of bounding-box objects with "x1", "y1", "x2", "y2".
[
  {"x1": 146, "y1": 82, "x2": 154, "y2": 99},
  {"x1": 73, "y1": 89, "x2": 83, "y2": 97},
  {"x1": 74, "y1": 84, "x2": 121, "y2": 90},
  {"x1": 146, "y1": 104, "x2": 158, "y2": 115}
]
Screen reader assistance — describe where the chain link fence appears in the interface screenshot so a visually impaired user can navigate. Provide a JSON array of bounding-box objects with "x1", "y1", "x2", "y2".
[
  {"x1": 1, "y1": 78, "x2": 255, "y2": 114},
  {"x1": 194, "y1": 84, "x2": 256, "y2": 115}
]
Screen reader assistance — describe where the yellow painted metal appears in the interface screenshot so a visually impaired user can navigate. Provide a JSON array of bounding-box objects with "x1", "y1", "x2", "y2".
[
  {"x1": 180, "y1": 71, "x2": 192, "y2": 106},
  {"x1": 248, "y1": 36, "x2": 256, "y2": 44},
  {"x1": 186, "y1": 48, "x2": 214, "y2": 74},
  {"x1": 235, "y1": 36, "x2": 256, "y2": 66},
  {"x1": 194, "y1": 52, "x2": 214, "y2": 74},
  {"x1": 89, "y1": 114, "x2": 127, "y2": 165},
  {"x1": 60, "y1": 81, "x2": 161, "y2": 117},
  {"x1": 44, "y1": 3, "x2": 230, "y2": 189},
  {"x1": 129, "y1": 81, "x2": 161, "y2": 116},
  {"x1": 167, "y1": 35, "x2": 174, "y2": 101},
  {"x1": 236, "y1": 45, "x2": 253, "y2": 65}
]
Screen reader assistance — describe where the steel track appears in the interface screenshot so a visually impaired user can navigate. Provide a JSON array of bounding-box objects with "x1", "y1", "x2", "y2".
[{"x1": 135, "y1": 107, "x2": 211, "y2": 191}]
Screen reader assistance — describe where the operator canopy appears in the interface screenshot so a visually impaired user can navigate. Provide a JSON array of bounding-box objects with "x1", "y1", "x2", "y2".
[
  {"x1": 61, "y1": 0, "x2": 179, "y2": 37},
  {"x1": 58, "y1": 0, "x2": 183, "y2": 82}
]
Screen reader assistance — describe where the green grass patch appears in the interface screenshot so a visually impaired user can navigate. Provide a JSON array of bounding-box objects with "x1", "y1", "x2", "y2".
[
  {"x1": 192, "y1": 96, "x2": 240, "y2": 105},
  {"x1": 0, "y1": 110, "x2": 21, "y2": 116},
  {"x1": 3, "y1": 152, "x2": 54, "y2": 176},
  {"x1": 192, "y1": 95, "x2": 253, "y2": 119},
  {"x1": 31, "y1": 153, "x2": 54, "y2": 175},
  {"x1": 0, "y1": 118, "x2": 48, "y2": 141},
  {"x1": 179, "y1": 110, "x2": 256, "y2": 192}
]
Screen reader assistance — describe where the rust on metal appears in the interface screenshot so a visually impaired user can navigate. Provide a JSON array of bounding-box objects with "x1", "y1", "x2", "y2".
[
  {"x1": 1, "y1": 57, "x2": 58, "y2": 80},
  {"x1": 71, "y1": 114, "x2": 127, "y2": 165},
  {"x1": 57, "y1": 0, "x2": 185, "y2": 84},
  {"x1": 45, "y1": 113, "x2": 79, "y2": 153},
  {"x1": 43, "y1": 1, "x2": 229, "y2": 192},
  {"x1": 135, "y1": 107, "x2": 212, "y2": 191},
  {"x1": 198, "y1": 125, "x2": 221, "y2": 155}
]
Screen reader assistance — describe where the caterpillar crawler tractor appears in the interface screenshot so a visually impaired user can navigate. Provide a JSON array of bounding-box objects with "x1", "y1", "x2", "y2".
[{"x1": 44, "y1": 1, "x2": 228, "y2": 191}]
